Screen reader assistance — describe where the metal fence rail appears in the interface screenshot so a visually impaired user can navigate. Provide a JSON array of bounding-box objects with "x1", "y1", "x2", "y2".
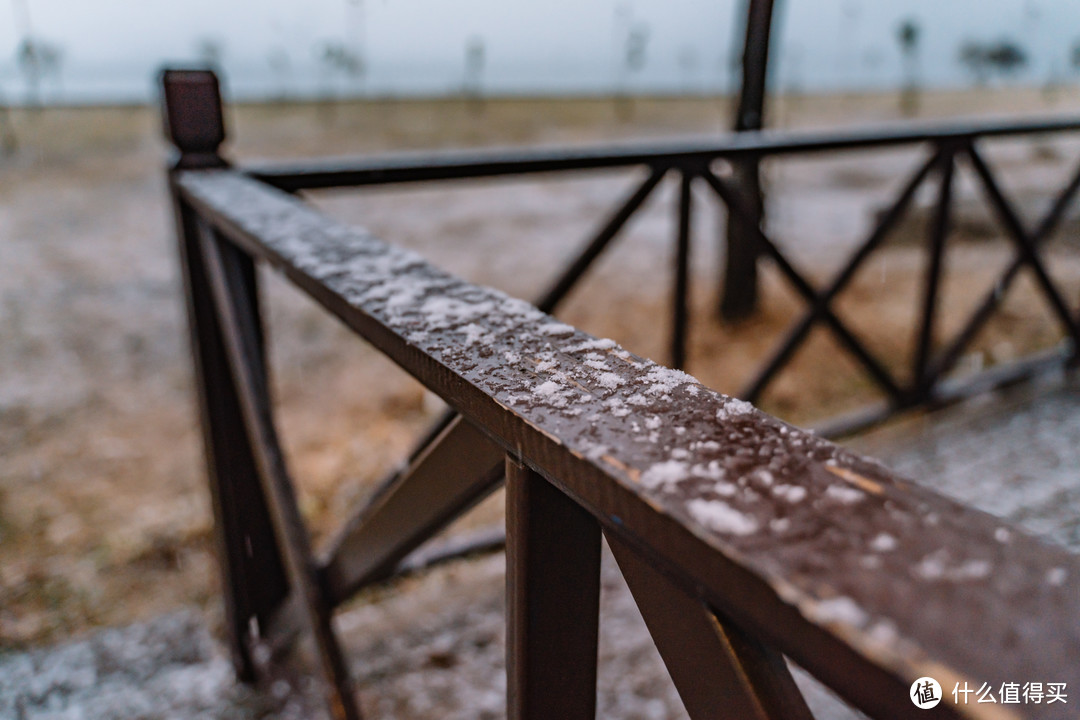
[{"x1": 163, "y1": 70, "x2": 1080, "y2": 720}]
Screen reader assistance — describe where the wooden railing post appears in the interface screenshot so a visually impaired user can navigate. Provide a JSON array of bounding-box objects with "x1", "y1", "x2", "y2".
[
  {"x1": 719, "y1": 0, "x2": 778, "y2": 321},
  {"x1": 505, "y1": 457, "x2": 601, "y2": 720},
  {"x1": 161, "y1": 69, "x2": 289, "y2": 681}
]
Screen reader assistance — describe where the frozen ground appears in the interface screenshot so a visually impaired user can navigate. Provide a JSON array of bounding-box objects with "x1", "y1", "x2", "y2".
[
  {"x1": 4, "y1": 374, "x2": 1078, "y2": 719},
  {"x1": 3, "y1": 89, "x2": 1080, "y2": 717}
]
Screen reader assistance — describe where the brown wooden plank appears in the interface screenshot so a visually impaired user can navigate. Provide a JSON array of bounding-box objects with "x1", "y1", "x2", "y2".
[
  {"x1": 506, "y1": 458, "x2": 601, "y2": 720},
  {"x1": 607, "y1": 533, "x2": 813, "y2": 720},
  {"x1": 322, "y1": 414, "x2": 504, "y2": 604},
  {"x1": 197, "y1": 225, "x2": 361, "y2": 720},
  {"x1": 180, "y1": 169, "x2": 1080, "y2": 720}
]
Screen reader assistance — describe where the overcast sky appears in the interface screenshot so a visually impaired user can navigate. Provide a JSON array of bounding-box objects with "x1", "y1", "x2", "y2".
[{"x1": 2, "y1": 0, "x2": 1078, "y2": 102}]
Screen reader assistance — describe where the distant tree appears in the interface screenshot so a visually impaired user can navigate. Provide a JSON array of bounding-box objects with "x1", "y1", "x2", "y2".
[
  {"x1": 315, "y1": 40, "x2": 363, "y2": 122},
  {"x1": 317, "y1": 40, "x2": 364, "y2": 96},
  {"x1": 838, "y1": 0, "x2": 862, "y2": 86},
  {"x1": 463, "y1": 36, "x2": 485, "y2": 113},
  {"x1": 985, "y1": 41, "x2": 1028, "y2": 75},
  {"x1": 959, "y1": 39, "x2": 1028, "y2": 86},
  {"x1": 896, "y1": 18, "x2": 921, "y2": 116},
  {"x1": 0, "y1": 92, "x2": 16, "y2": 155},
  {"x1": 194, "y1": 37, "x2": 224, "y2": 69},
  {"x1": 267, "y1": 47, "x2": 291, "y2": 101},
  {"x1": 625, "y1": 23, "x2": 649, "y2": 74},
  {"x1": 959, "y1": 42, "x2": 990, "y2": 85},
  {"x1": 344, "y1": 0, "x2": 366, "y2": 95},
  {"x1": 16, "y1": 37, "x2": 62, "y2": 106},
  {"x1": 1072, "y1": 40, "x2": 1080, "y2": 73},
  {"x1": 677, "y1": 45, "x2": 699, "y2": 94},
  {"x1": 616, "y1": 21, "x2": 649, "y2": 120}
]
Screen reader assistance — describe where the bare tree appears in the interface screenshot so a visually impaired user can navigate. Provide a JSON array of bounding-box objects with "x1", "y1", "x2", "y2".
[
  {"x1": 316, "y1": 40, "x2": 363, "y2": 122},
  {"x1": 616, "y1": 21, "x2": 649, "y2": 120},
  {"x1": 194, "y1": 37, "x2": 225, "y2": 69},
  {"x1": 319, "y1": 41, "x2": 363, "y2": 90},
  {"x1": 677, "y1": 45, "x2": 699, "y2": 94},
  {"x1": 463, "y1": 36, "x2": 486, "y2": 114},
  {"x1": 267, "y1": 47, "x2": 291, "y2": 101},
  {"x1": 16, "y1": 37, "x2": 63, "y2": 106},
  {"x1": 0, "y1": 91, "x2": 16, "y2": 155},
  {"x1": 959, "y1": 39, "x2": 1028, "y2": 86},
  {"x1": 896, "y1": 18, "x2": 921, "y2": 116},
  {"x1": 344, "y1": 0, "x2": 366, "y2": 96}
]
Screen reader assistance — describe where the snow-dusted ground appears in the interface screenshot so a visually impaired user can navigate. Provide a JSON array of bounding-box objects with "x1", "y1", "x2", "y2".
[
  {"x1": 4, "y1": 93, "x2": 1080, "y2": 718},
  {"x1": 5, "y1": 374, "x2": 1078, "y2": 720}
]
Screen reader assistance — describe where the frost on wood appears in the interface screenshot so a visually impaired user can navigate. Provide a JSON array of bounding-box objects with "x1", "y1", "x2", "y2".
[
  {"x1": 687, "y1": 498, "x2": 760, "y2": 536},
  {"x1": 181, "y1": 170, "x2": 1080, "y2": 693}
]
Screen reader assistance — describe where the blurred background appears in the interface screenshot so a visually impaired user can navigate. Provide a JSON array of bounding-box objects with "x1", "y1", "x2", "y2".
[
  {"x1": 3, "y1": 0, "x2": 1080, "y2": 104},
  {"x1": 2, "y1": 0, "x2": 1080, "y2": 716}
]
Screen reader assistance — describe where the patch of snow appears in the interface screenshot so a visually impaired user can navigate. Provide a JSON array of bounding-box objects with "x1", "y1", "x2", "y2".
[
  {"x1": 687, "y1": 499, "x2": 759, "y2": 536},
  {"x1": 539, "y1": 322, "x2": 576, "y2": 336},
  {"x1": 642, "y1": 367, "x2": 696, "y2": 396},
  {"x1": 824, "y1": 485, "x2": 865, "y2": 504},
  {"x1": 640, "y1": 460, "x2": 689, "y2": 490},
  {"x1": 716, "y1": 398, "x2": 754, "y2": 421},
  {"x1": 459, "y1": 323, "x2": 489, "y2": 345},
  {"x1": 869, "y1": 533, "x2": 898, "y2": 552},
  {"x1": 914, "y1": 553, "x2": 992, "y2": 581},
  {"x1": 595, "y1": 372, "x2": 625, "y2": 390},
  {"x1": 565, "y1": 338, "x2": 617, "y2": 353},
  {"x1": 812, "y1": 596, "x2": 868, "y2": 628},
  {"x1": 770, "y1": 517, "x2": 791, "y2": 533},
  {"x1": 688, "y1": 460, "x2": 724, "y2": 481},
  {"x1": 772, "y1": 485, "x2": 807, "y2": 503}
]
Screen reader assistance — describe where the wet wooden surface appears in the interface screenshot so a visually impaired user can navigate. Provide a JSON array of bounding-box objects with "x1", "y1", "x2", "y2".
[{"x1": 180, "y1": 169, "x2": 1079, "y2": 720}]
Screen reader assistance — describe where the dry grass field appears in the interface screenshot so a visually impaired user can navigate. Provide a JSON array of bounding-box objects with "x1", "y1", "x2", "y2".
[{"x1": 3, "y1": 86, "x2": 1080, "y2": 649}]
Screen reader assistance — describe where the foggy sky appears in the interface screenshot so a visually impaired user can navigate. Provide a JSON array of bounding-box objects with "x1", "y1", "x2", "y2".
[{"x1": 2, "y1": 0, "x2": 1077, "y2": 102}]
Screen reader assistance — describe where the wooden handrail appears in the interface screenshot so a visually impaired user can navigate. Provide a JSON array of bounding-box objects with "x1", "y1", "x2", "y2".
[{"x1": 178, "y1": 167, "x2": 1080, "y2": 720}]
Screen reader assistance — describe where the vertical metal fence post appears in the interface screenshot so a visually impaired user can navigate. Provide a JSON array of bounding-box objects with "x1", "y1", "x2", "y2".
[
  {"x1": 162, "y1": 69, "x2": 289, "y2": 680},
  {"x1": 506, "y1": 458, "x2": 601, "y2": 720}
]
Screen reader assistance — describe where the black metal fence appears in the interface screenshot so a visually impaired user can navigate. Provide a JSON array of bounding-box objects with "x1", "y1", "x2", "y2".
[{"x1": 163, "y1": 69, "x2": 1079, "y2": 720}]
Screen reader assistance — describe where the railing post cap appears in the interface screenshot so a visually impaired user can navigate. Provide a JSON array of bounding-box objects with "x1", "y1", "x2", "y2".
[{"x1": 160, "y1": 68, "x2": 226, "y2": 157}]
